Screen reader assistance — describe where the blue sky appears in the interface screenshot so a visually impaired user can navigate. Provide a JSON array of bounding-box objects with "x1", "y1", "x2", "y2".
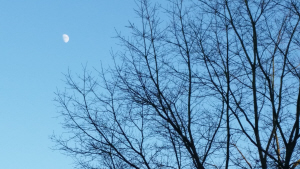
[{"x1": 0, "y1": 1, "x2": 137, "y2": 169}]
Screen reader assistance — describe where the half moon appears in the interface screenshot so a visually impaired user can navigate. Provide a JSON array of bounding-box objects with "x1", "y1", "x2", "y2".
[{"x1": 62, "y1": 34, "x2": 69, "y2": 43}]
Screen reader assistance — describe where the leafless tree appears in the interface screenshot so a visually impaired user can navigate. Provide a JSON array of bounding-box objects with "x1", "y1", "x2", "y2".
[{"x1": 52, "y1": 0, "x2": 300, "y2": 168}]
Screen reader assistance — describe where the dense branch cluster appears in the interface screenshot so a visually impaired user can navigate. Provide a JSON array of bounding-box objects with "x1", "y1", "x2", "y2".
[{"x1": 53, "y1": 0, "x2": 300, "y2": 168}]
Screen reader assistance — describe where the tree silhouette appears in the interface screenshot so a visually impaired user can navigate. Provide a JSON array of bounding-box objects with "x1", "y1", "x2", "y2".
[{"x1": 53, "y1": 0, "x2": 300, "y2": 168}]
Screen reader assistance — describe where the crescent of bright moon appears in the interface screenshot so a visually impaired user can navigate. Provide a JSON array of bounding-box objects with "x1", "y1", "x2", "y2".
[{"x1": 62, "y1": 34, "x2": 69, "y2": 43}]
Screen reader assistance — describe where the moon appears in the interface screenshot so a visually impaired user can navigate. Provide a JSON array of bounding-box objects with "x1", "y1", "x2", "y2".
[{"x1": 62, "y1": 34, "x2": 69, "y2": 43}]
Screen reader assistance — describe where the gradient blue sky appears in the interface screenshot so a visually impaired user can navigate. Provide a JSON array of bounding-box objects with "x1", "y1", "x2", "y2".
[{"x1": 0, "y1": 1, "x2": 137, "y2": 169}]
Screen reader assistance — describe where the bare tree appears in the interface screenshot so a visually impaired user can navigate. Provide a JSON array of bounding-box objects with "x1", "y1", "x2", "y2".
[{"x1": 52, "y1": 0, "x2": 300, "y2": 168}]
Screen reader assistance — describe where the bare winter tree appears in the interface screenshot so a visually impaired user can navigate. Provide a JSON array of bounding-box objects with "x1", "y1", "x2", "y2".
[{"x1": 52, "y1": 0, "x2": 300, "y2": 168}]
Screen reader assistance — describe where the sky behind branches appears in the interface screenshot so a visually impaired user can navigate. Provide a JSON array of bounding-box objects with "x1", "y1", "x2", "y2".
[{"x1": 0, "y1": 1, "x2": 137, "y2": 168}]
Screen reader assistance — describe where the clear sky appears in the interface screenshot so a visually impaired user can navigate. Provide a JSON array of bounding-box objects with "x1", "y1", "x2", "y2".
[{"x1": 0, "y1": 1, "x2": 137, "y2": 169}]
